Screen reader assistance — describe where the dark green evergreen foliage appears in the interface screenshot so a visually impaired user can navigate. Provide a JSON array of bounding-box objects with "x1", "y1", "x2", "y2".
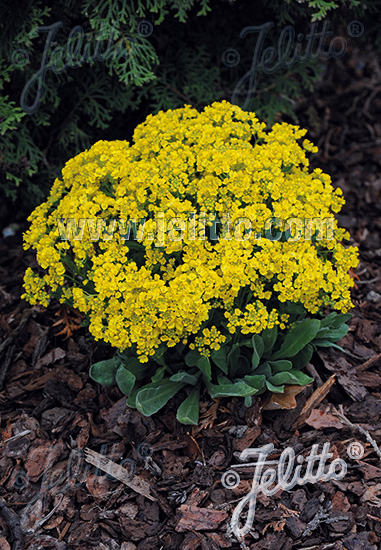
[{"x1": 0, "y1": 0, "x2": 377, "y2": 212}]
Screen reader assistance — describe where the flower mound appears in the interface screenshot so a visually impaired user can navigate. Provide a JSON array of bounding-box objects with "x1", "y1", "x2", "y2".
[{"x1": 23, "y1": 101, "x2": 358, "y2": 364}]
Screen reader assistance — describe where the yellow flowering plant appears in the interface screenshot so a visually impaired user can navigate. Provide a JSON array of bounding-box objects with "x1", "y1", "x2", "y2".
[{"x1": 23, "y1": 101, "x2": 358, "y2": 424}]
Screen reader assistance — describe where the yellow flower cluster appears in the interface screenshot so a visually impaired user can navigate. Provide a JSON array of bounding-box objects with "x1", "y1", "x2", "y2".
[
  {"x1": 225, "y1": 303, "x2": 279, "y2": 335},
  {"x1": 190, "y1": 327, "x2": 226, "y2": 356},
  {"x1": 22, "y1": 101, "x2": 358, "y2": 361}
]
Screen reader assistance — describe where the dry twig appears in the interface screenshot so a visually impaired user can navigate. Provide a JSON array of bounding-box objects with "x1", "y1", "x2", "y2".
[
  {"x1": 84, "y1": 448, "x2": 156, "y2": 501},
  {"x1": 335, "y1": 406, "x2": 381, "y2": 461}
]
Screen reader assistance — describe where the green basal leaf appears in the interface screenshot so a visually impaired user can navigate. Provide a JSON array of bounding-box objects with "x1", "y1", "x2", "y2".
[
  {"x1": 313, "y1": 340, "x2": 345, "y2": 351},
  {"x1": 196, "y1": 356, "x2": 212, "y2": 381},
  {"x1": 271, "y1": 319, "x2": 321, "y2": 360},
  {"x1": 316, "y1": 324, "x2": 349, "y2": 341},
  {"x1": 240, "y1": 339, "x2": 253, "y2": 348},
  {"x1": 136, "y1": 380, "x2": 185, "y2": 416},
  {"x1": 89, "y1": 357, "x2": 121, "y2": 386},
  {"x1": 268, "y1": 360, "x2": 293, "y2": 373},
  {"x1": 152, "y1": 343, "x2": 167, "y2": 367},
  {"x1": 268, "y1": 371, "x2": 299, "y2": 385},
  {"x1": 325, "y1": 325, "x2": 349, "y2": 341},
  {"x1": 244, "y1": 395, "x2": 253, "y2": 407},
  {"x1": 227, "y1": 343, "x2": 240, "y2": 372},
  {"x1": 208, "y1": 380, "x2": 260, "y2": 398},
  {"x1": 176, "y1": 383, "x2": 201, "y2": 425},
  {"x1": 151, "y1": 365, "x2": 166, "y2": 383},
  {"x1": 253, "y1": 362, "x2": 272, "y2": 377},
  {"x1": 291, "y1": 344, "x2": 314, "y2": 369},
  {"x1": 252, "y1": 348, "x2": 260, "y2": 370},
  {"x1": 329, "y1": 343, "x2": 346, "y2": 352},
  {"x1": 251, "y1": 337, "x2": 262, "y2": 369},
  {"x1": 261, "y1": 326, "x2": 278, "y2": 355},
  {"x1": 243, "y1": 374, "x2": 266, "y2": 390},
  {"x1": 287, "y1": 369, "x2": 314, "y2": 385},
  {"x1": 265, "y1": 380, "x2": 285, "y2": 393},
  {"x1": 121, "y1": 357, "x2": 151, "y2": 381},
  {"x1": 175, "y1": 342, "x2": 186, "y2": 355},
  {"x1": 115, "y1": 365, "x2": 136, "y2": 395},
  {"x1": 217, "y1": 374, "x2": 231, "y2": 385},
  {"x1": 313, "y1": 339, "x2": 332, "y2": 347},
  {"x1": 211, "y1": 347, "x2": 228, "y2": 374},
  {"x1": 231, "y1": 355, "x2": 251, "y2": 378},
  {"x1": 320, "y1": 312, "x2": 351, "y2": 331},
  {"x1": 268, "y1": 369, "x2": 313, "y2": 386},
  {"x1": 320, "y1": 312, "x2": 338, "y2": 327},
  {"x1": 126, "y1": 378, "x2": 162, "y2": 408},
  {"x1": 315, "y1": 327, "x2": 332, "y2": 339},
  {"x1": 170, "y1": 370, "x2": 200, "y2": 385},
  {"x1": 126, "y1": 388, "x2": 139, "y2": 408},
  {"x1": 282, "y1": 302, "x2": 306, "y2": 316},
  {"x1": 185, "y1": 348, "x2": 201, "y2": 367},
  {"x1": 330, "y1": 313, "x2": 352, "y2": 329},
  {"x1": 252, "y1": 334, "x2": 264, "y2": 360}
]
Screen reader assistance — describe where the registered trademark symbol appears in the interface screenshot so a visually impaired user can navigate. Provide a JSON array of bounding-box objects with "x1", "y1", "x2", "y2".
[
  {"x1": 347, "y1": 20, "x2": 364, "y2": 38},
  {"x1": 137, "y1": 20, "x2": 153, "y2": 37},
  {"x1": 347, "y1": 441, "x2": 364, "y2": 460},
  {"x1": 221, "y1": 469, "x2": 241, "y2": 489}
]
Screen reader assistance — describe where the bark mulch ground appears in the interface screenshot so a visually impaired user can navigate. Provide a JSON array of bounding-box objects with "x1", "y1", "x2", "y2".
[{"x1": 1, "y1": 46, "x2": 381, "y2": 550}]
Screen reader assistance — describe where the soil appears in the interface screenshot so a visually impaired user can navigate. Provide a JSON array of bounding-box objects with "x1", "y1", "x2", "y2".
[{"x1": 1, "y1": 44, "x2": 381, "y2": 550}]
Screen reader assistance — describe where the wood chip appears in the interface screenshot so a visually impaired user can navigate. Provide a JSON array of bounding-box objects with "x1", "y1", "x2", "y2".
[
  {"x1": 207, "y1": 532, "x2": 232, "y2": 548},
  {"x1": 355, "y1": 352, "x2": 381, "y2": 372},
  {"x1": 293, "y1": 375, "x2": 336, "y2": 429},
  {"x1": 357, "y1": 461, "x2": 381, "y2": 480},
  {"x1": 0, "y1": 537, "x2": 11, "y2": 550},
  {"x1": 233, "y1": 426, "x2": 261, "y2": 452},
  {"x1": 356, "y1": 371, "x2": 381, "y2": 387},
  {"x1": 186, "y1": 487, "x2": 209, "y2": 507},
  {"x1": 361, "y1": 484, "x2": 381, "y2": 505},
  {"x1": 35, "y1": 348, "x2": 66, "y2": 369},
  {"x1": 175, "y1": 505, "x2": 228, "y2": 532},
  {"x1": 180, "y1": 532, "x2": 203, "y2": 550},
  {"x1": 23, "y1": 371, "x2": 56, "y2": 392},
  {"x1": 319, "y1": 352, "x2": 368, "y2": 401},
  {"x1": 84, "y1": 448, "x2": 156, "y2": 502},
  {"x1": 0, "y1": 500, "x2": 23, "y2": 550},
  {"x1": 25, "y1": 439, "x2": 66, "y2": 482},
  {"x1": 304, "y1": 407, "x2": 346, "y2": 430},
  {"x1": 263, "y1": 385, "x2": 307, "y2": 410}
]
